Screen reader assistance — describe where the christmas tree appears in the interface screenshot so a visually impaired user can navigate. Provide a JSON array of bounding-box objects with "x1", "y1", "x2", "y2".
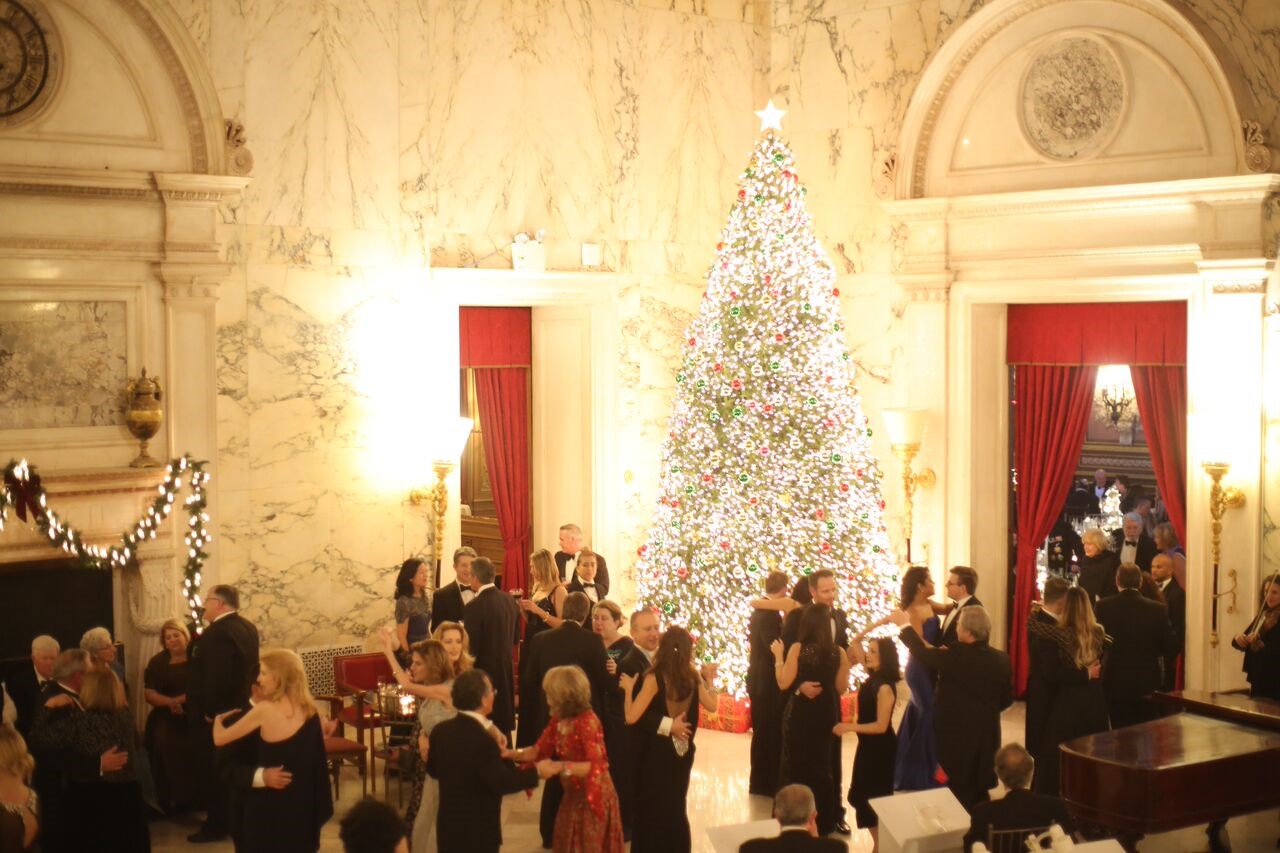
[{"x1": 635, "y1": 108, "x2": 900, "y2": 695}]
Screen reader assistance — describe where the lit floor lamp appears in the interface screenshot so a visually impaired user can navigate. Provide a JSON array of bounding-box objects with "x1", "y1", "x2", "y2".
[
  {"x1": 882, "y1": 408, "x2": 936, "y2": 565},
  {"x1": 1202, "y1": 460, "x2": 1245, "y2": 647},
  {"x1": 410, "y1": 416, "x2": 475, "y2": 587}
]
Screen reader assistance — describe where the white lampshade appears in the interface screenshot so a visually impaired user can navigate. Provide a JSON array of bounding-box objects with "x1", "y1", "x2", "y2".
[
  {"x1": 432, "y1": 416, "x2": 474, "y2": 466},
  {"x1": 881, "y1": 408, "x2": 929, "y2": 447}
]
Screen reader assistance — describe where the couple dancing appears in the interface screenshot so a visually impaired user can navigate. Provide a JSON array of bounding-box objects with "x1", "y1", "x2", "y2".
[{"x1": 893, "y1": 565, "x2": 980, "y2": 792}]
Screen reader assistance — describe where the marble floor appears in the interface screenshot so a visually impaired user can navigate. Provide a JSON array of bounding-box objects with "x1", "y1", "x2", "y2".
[{"x1": 151, "y1": 702, "x2": 1278, "y2": 852}]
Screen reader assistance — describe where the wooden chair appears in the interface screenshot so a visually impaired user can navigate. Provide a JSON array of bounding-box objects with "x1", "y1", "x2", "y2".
[
  {"x1": 323, "y1": 735, "x2": 367, "y2": 799},
  {"x1": 987, "y1": 825, "x2": 1051, "y2": 852},
  {"x1": 317, "y1": 652, "x2": 393, "y2": 792}
]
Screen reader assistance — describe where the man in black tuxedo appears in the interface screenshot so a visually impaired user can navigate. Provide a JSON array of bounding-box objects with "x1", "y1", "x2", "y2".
[
  {"x1": 896, "y1": 605, "x2": 1013, "y2": 812},
  {"x1": 740, "y1": 784, "x2": 848, "y2": 852},
  {"x1": 1110, "y1": 513, "x2": 1157, "y2": 572},
  {"x1": 1151, "y1": 554, "x2": 1185, "y2": 692},
  {"x1": 1024, "y1": 578, "x2": 1067, "y2": 796},
  {"x1": 554, "y1": 522, "x2": 610, "y2": 597},
  {"x1": 430, "y1": 546, "x2": 477, "y2": 631},
  {"x1": 939, "y1": 565, "x2": 982, "y2": 648},
  {"x1": 963, "y1": 744, "x2": 1073, "y2": 853},
  {"x1": 748, "y1": 572, "x2": 790, "y2": 797},
  {"x1": 1091, "y1": 468, "x2": 1112, "y2": 514},
  {"x1": 187, "y1": 584, "x2": 261, "y2": 844},
  {"x1": 28, "y1": 649, "x2": 129, "y2": 853},
  {"x1": 427, "y1": 669, "x2": 557, "y2": 853},
  {"x1": 1096, "y1": 564, "x2": 1179, "y2": 728},
  {"x1": 5, "y1": 634, "x2": 59, "y2": 738},
  {"x1": 517, "y1": 591, "x2": 612, "y2": 847},
  {"x1": 780, "y1": 569, "x2": 851, "y2": 834},
  {"x1": 565, "y1": 549, "x2": 606, "y2": 623},
  {"x1": 463, "y1": 557, "x2": 521, "y2": 738}
]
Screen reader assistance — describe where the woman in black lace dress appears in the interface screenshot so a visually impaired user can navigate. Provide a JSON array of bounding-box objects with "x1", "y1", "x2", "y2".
[
  {"x1": 836, "y1": 635, "x2": 901, "y2": 847},
  {"x1": 771, "y1": 603, "x2": 850, "y2": 836},
  {"x1": 516, "y1": 549, "x2": 568, "y2": 746},
  {"x1": 621, "y1": 627, "x2": 719, "y2": 853}
]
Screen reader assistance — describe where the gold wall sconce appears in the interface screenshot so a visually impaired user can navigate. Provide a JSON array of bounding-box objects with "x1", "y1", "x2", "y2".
[
  {"x1": 409, "y1": 416, "x2": 474, "y2": 584},
  {"x1": 1203, "y1": 460, "x2": 1245, "y2": 646},
  {"x1": 882, "y1": 408, "x2": 937, "y2": 564}
]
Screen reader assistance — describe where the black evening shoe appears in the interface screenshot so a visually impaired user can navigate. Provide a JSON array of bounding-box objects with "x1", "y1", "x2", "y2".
[{"x1": 833, "y1": 819, "x2": 852, "y2": 835}]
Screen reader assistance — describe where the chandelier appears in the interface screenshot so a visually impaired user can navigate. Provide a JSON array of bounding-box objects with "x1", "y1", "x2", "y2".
[{"x1": 1093, "y1": 365, "x2": 1135, "y2": 429}]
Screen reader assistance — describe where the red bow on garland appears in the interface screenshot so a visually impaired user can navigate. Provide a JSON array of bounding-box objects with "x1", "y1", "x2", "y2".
[{"x1": 3, "y1": 464, "x2": 44, "y2": 523}]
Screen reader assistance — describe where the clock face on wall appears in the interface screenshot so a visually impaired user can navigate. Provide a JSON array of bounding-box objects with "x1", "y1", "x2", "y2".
[{"x1": 0, "y1": 0, "x2": 59, "y2": 126}]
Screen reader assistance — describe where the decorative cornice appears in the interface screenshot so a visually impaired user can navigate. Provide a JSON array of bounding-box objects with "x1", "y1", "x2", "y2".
[
  {"x1": 1211, "y1": 282, "x2": 1266, "y2": 294},
  {"x1": 0, "y1": 236, "x2": 162, "y2": 260}
]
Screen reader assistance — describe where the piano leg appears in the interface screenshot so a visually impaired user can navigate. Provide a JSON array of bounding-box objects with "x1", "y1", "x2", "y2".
[{"x1": 1206, "y1": 819, "x2": 1230, "y2": 853}]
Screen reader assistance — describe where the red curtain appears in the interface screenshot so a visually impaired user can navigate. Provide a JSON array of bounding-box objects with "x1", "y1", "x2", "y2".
[
  {"x1": 1007, "y1": 302, "x2": 1185, "y2": 365},
  {"x1": 473, "y1": 369, "x2": 531, "y2": 593},
  {"x1": 1011, "y1": 365, "x2": 1098, "y2": 695},
  {"x1": 1130, "y1": 366, "x2": 1187, "y2": 547}
]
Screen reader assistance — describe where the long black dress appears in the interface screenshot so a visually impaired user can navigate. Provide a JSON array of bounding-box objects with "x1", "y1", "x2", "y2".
[
  {"x1": 848, "y1": 672, "x2": 898, "y2": 828},
  {"x1": 602, "y1": 636, "x2": 635, "y2": 800},
  {"x1": 747, "y1": 608, "x2": 784, "y2": 796},
  {"x1": 779, "y1": 643, "x2": 841, "y2": 835},
  {"x1": 143, "y1": 652, "x2": 200, "y2": 812},
  {"x1": 63, "y1": 708, "x2": 150, "y2": 853},
  {"x1": 631, "y1": 673, "x2": 699, "y2": 853},
  {"x1": 515, "y1": 594, "x2": 556, "y2": 747},
  {"x1": 240, "y1": 714, "x2": 333, "y2": 852}
]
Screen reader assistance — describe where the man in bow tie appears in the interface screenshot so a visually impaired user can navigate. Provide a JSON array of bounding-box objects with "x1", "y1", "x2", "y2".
[
  {"x1": 554, "y1": 523, "x2": 610, "y2": 598},
  {"x1": 1110, "y1": 512, "x2": 1156, "y2": 572},
  {"x1": 566, "y1": 549, "x2": 605, "y2": 627},
  {"x1": 4, "y1": 634, "x2": 59, "y2": 738}
]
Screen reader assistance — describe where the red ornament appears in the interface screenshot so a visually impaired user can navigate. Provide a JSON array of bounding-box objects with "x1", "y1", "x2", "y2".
[
  {"x1": 719, "y1": 541, "x2": 730, "y2": 551},
  {"x1": 820, "y1": 542, "x2": 831, "y2": 552},
  {"x1": 759, "y1": 446, "x2": 770, "y2": 455},
  {"x1": 713, "y1": 363, "x2": 723, "y2": 372},
  {"x1": 832, "y1": 287, "x2": 840, "y2": 296},
  {"x1": 738, "y1": 189, "x2": 746, "y2": 200},
  {"x1": 749, "y1": 497, "x2": 759, "y2": 506},
  {"x1": 670, "y1": 498, "x2": 681, "y2": 508},
  {"x1": 638, "y1": 545, "x2": 648, "y2": 556},
  {"x1": 764, "y1": 274, "x2": 772, "y2": 284},
  {"x1": 731, "y1": 379, "x2": 742, "y2": 390},
  {"x1": 702, "y1": 473, "x2": 714, "y2": 483},
  {"x1": 775, "y1": 333, "x2": 784, "y2": 342},
  {"x1": 825, "y1": 375, "x2": 833, "y2": 383},
  {"x1": 763, "y1": 404, "x2": 774, "y2": 414},
  {"x1": 816, "y1": 509, "x2": 826, "y2": 520},
  {"x1": 860, "y1": 597, "x2": 869, "y2": 607},
  {"x1": 839, "y1": 483, "x2": 850, "y2": 493},
  {"x1": 730, "y1": 291, "x2": 738, "y2": 299},
  {"x1": 878, "y1": 500, "x2": 886, "y2": 510},
  {"x1": 785, "y1": 202, "x2": 792, "y2": 211},
  {"x1": 688, "y1": 337, "x2": 697, "y2": 346},
  {"x1": 677, "y1": 567, "x2": 689, "y2": 578},
  {"x1": 857, "y1": 469, "x2": 864, "y2": 478},
  {"x1": 716, "y1": 242, "x2": 724, "y2": 251}
]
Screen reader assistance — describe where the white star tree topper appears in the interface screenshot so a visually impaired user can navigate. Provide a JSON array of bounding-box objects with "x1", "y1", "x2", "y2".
[{"x1": 755, "y1": 100, "x2": 786, "y2": 132}]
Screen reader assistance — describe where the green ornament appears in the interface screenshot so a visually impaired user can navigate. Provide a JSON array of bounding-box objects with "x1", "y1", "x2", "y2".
[
  {"x1": 737, "y1": 473, "x2": 749, "y2": 483},
  {"x1": 685, "y1": 485, "x2": 695, "y2": 495},
  {"x1": 676, "y1": 373, "x2": 686, "y2": 383},
  {"x1": 712, "y1": 322, "x2": 721, "y2": 331},
  {"x1": 872, "y1": 545, "x2": 880, "y2": 553},
  {"x1": 773, "y1": 153, "x2": 783, "y2": 163},
  {"x1": 696, "y1": 379, "x2": 706, "y2": 389},
  {"x1": 802, "y1": 303, "x2": 812, "y2": 312},
  {"x1": 831, "y1": 452, "x2": 842, "y2": 462},
  {"x1": 860, "y1": 513, "x2": 868, "y2": 521},
  {"x1": 801, "y1": 186, "x2": 807, "y2": 195},
  {"x1": 748, "y1": 563, "x2": 760, "y2": 573},
  {"x1": 806, "y1": 396, "x2": 817, "y2": 406},
  {"x1": 866, "y1": 428, "x2": 873, "y2": 437},
  {"x1": 769, "y1": 361, "x2": 781, "y2": 371},
  {"x1": 672, "y1": 520, "x2": 681, "y2": 529},
  {"x1": 833, "y1": 322, "x2": 842, "y2": 331},
  {"x1": 841, "y1": 353, "x2": 850, "y2": 361},
  {"x1": 671, "y1": 465, "x2": 682, "y2": 473},
  {"x1": 703, "y1": 654, "x2": 713, "y2": 663},
  {"x1": 730, "y1": 306, "x2": 741, "y2": 317},
  {"x1": 745, "y1": 168, "x2": 754, "y2": 177},
  {"x1": 663, "y1": 602, "x2": 675, "y2": 614},
  {"x1": 732, "y1": 407, "x2": 744, "y2": 418},
  {"x1": 709, "y1": 410, "x2": 720, "y2": 421},
  {"x1": 754, "y1": 195, "x2": 764, "y2": 204},
  {"x1": 801, "y1": 566, "x2": 813, "y2": 575},
  {"x1": 827, "y1": 521, "x2": 836, "y2": 531}
]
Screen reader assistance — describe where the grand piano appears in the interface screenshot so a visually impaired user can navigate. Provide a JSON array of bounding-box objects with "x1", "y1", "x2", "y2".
[{"x1": 1060, "y1": 691, "x2": 1280, "y2": 848}]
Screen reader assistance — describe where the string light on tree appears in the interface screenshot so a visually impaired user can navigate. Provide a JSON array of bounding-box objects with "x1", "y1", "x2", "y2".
[
  {"x1": 635, "y1": 109, "x2": 900, "y2": 696},
  {"x1": 0, "y1": 455, "x2": 214, "y2": 630}
]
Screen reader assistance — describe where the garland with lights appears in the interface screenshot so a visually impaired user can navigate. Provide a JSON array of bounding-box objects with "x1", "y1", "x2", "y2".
[
  {"x1": 0, "y1": 456, "x2": 213, "y2": 629},
  {"x1": 635, "y1": 127, "x2": 900, "y2": 697}
]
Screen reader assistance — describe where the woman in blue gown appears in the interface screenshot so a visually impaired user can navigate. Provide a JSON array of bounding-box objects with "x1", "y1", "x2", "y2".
[{"x1": 894, "y1": 566, "x2": 946, "y2": 791}]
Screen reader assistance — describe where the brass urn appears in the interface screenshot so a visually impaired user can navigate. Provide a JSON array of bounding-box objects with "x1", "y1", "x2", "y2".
[{"x1": 124, "y1": 369, "x2": 164, "y2": 468}]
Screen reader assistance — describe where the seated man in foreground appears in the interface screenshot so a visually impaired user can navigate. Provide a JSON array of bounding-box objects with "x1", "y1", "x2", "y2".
[
  {"x1": 964, "y1": 743, "x2": 1074, "y2": 853},
  {"x1": 740, "y1": 783, "x2": 847, "y2": 851}
]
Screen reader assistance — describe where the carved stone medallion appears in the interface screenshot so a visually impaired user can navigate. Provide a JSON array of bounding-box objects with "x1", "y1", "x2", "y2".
[
  {"x1": 1020, "y1": 36, "x2": 1125, "y2": 161},
  {"x1": 0, "y1": 0, "x2": 60, "y2": 127}
]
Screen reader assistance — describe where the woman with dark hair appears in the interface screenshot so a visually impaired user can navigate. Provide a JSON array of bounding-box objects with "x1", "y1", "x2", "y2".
[
  {"x1": 770, "y1": 603, "x2": 850, "y2": 836},
  {"x1": 836, "y1": 635, "x2": 901, "y2": 851},
  {"x1": 1232, "y1": 573, "x2": 1280, "y2": 700},
  {"x1": 620, "y1": 627, "x2": 718, "y2": 853},
  {"x1": 394, "y1": 558, "x2": 431, "y2": 665},
  {"x1": 894, "y1": 566, "x2": 944, "y2": 791},
  {"x1": 1025, "y1": 587, "x2": 1109, "y2": 795}
]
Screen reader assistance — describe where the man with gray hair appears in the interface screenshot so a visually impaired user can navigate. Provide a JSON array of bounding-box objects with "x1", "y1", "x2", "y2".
[
  {"x1": 893, "y1": 604, "x2": 1013, "y2": 811},
  {"x1": 3, "y1": 634, "x2": 59, "y2": 737},
  {"x1": 963, "y1": 743, "x2": 1073, "y2": 852},
  {"x1": 554, "y1": 522, "x2": 610, "y2": 596},
  {"x1": 740, "y1": 784, "x2": 847, "y2": 851},
  {"x1": 1110, "y1": 511, "x2": 1156, "y2": 571}
]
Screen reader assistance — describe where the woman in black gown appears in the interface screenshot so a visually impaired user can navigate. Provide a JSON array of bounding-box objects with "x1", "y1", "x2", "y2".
[
  {"x1": 836, "y1": 635, "x2": 900, "y2": 848},
  {"x1": 1232, "y1": 573, "x2": 1280, "y2": 700},
  {"x1": 1077, "y1": 528, "x2": 1120, "y2": 605},
  {"x1": 747, "y1": 571, "x2": 792, "y2": 796},
  {"x1": 621, "y1": 627, "x2": 719, "y2": 853},
  {"x1": 771, "y1": 603, "x2": 850, "y2": 836},
  {"x1": 143, "y1": 618, "x2": 200, "y2": 813},
  {"x1": 516, "y1": 548, "x2": 568, "y2": 746},
  {"x1": 1024, "y1": 587, "x2": 1109, "y2": 795},
  {"x1": 393, "y1": 558, "x2": 432, "y2": 666}
]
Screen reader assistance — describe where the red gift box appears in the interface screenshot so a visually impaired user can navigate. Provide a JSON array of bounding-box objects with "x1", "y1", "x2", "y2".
[
  {"x1": 703, "y1": 693, "x2": 752, "y2": 734},
  {"x1": 840, "y1": 690, "x2": 857, "y2": 724}
]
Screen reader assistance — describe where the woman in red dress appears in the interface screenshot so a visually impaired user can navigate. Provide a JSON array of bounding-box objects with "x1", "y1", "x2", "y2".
[{"x1": 505, "y1": 665, "x2": 624, "y2": 852}]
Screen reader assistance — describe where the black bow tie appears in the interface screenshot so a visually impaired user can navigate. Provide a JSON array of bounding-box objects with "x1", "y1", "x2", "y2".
[
  {"x1": 581, "y1": 582, "x2": 595, "y2": 588},
  {"x1": 1125, "y1": 541, "x2": 1137, "y2": 547}
]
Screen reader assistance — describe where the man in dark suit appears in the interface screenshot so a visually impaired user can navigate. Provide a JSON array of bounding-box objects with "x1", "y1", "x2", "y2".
[
  {"x1": 427, "y1": 669, "x2": 556, "y2": 853},
  {"x1": 554, "y1": 522, "x2": 610, "y2": 597},
  {"x1": 187, "y1": 584, "x2": 261, "y2": 844},
  {"x1": 939, "y1": 565, "x2": 982, "y2": 648},
  {"x1": 1096, "y1": 564, "x2": 1179, "y2": 728},
  {"x1": 780, "y1": 569, "x2": 851, "y2": 834},
  {"x1": 1110, "y1": 513, "x2": 1157, "y2": 572},
  {"x1": 28, "y1": 649, "x2": 129, "y2": 853},
  {"x1": 1091, "y1": 468, "x2": 1112, "y2": 515},
  {"x1": 518, "y1": 591, "x2": 611, "y2": 847},
  {"x1": 430, "y1": 546, "x2": 477, "y2": 631},
  {"x1": 1024, "y1": 578, "x2": 1069, "y2": 796},
  {"x1": 748, "y1": 572, "x2": 790, "y2": 797},
  {"x1": 565, "y1": 549, "x2": 606, "y2": 623},
  {"x1": 896, "y1": 605, "x2": 1013, "y2": 811},
  {"x1": 963, "y1": 743, "x2": 1073, "y2": 852},
  {"x1": 1150, "y1": 554, "x2": 1185, "y2": 692},
  {"x1": 740, "y1": 783, "x2": 848, "y2": 852},
  {"x1": 463, "y1": 557, "x2": 521, "y2": 738},
  {"x1": 5, "y1": 634, "x2": 59, "y2": 738}
]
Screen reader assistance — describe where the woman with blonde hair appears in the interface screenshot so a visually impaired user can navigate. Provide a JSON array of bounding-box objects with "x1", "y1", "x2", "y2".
[
  {"x1": 0, "y1": 725, "x2": 39, "y2": 851},
  {"x1": 143, "y1": 617, "x2": 199, "y2": 813},
  {"x1": 505, "y1": 665, "x2": 624, "y2": 852},
  {"x1": 1078, "y1": 528, "x2": 1120, "y2": 604},
  {"x1": 520, "y1": 548, "x2": 569, "y2": 635},
  {"x1": 1025, "y1": 586, "x2": 1109, "y2": 794},
  {"x1": 431, "y1": 620, "x2": 474, "y2": 677},
  {"x1": 213, "y1": 649, "x2": 333, "y2": 852}
]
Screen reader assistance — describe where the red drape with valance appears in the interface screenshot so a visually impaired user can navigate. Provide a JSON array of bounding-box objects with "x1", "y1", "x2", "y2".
[
  {"x1": 1010, "y1": 365, "x2": 1098, "y2": 695},
  {"x1": 460, "y1": 308, "x2": 531, "y2": 593},
  {"x1": 1006, "y1": 302, "x2": 1185, "y2": 695}
]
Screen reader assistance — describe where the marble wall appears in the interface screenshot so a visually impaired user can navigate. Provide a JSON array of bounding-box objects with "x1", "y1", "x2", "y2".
[{"x1": 166, "y1": 0, "x2": 1280, "y2": 648}]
